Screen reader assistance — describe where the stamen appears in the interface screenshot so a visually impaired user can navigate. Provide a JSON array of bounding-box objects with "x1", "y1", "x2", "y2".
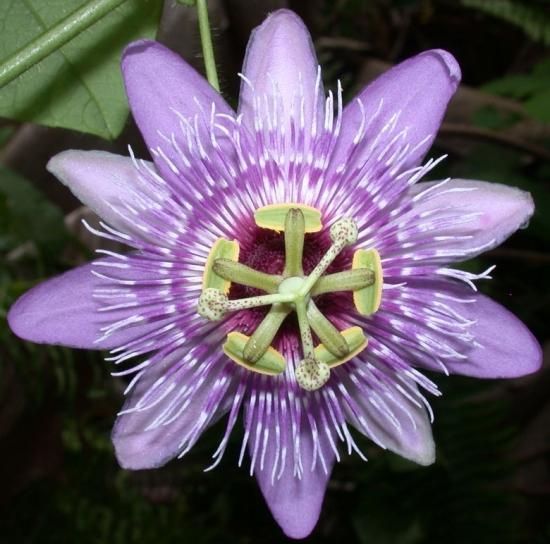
[
  {"x1": 352, "y1": 249, "x2": 383, "y2": 316},
  {"x1": 307, "y1": 300, "x2": 349, "y2": 358},
  {"x1": 311, "y1": 269, "x2": 374, "y2": 296},
  {"x1": 314, "y1": 327, "x2": 368, "y2": 368},
  {"x1": 223, "y1": 332, "x2": 286, "y2": 375},
  {"x1": 283, "y1": 208, "x2": 305, "y2": 277},
  {"x1": 243, "y1": 304, "x2": 292, "y2": 363},
  {"x1": 202, "y1": 238, "x2": 239, "y2": 293},
  {"x1": 254, "y1": 203, "x2": 322, "y2": 233},
  {"x1": 213, "y1": 259, "x2": 282, "y2": 293}
]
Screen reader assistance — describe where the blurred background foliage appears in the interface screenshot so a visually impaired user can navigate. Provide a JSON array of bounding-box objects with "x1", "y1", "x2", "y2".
[{"x1": 0, "y1": 0, "x2": 549, "y2": 542}]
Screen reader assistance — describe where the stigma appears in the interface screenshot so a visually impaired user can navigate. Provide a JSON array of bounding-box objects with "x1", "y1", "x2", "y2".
[{"x1": 197, "y1": 205, "x2": 383, "y2": 391}]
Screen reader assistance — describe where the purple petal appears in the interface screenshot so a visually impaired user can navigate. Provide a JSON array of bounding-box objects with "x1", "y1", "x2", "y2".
[
  {"x1": 47, "y1": 150, "x2": 149, "y2": 232},
  {"x1": 7, "y1": 262, "x2": 155, "y2": 350},
  {"x1": 252, "y1": 415, "x2": 334, "y2": 539},
  {"x1": 408, "y1": 179, "x2": 535, "y2": 259},
  {"x1": 239, "y1": 9, "x2": 323, "y2": 137},
  {"x1": 332, "y1": 49, "x2": 460, "y2": 173},
  {"x1": 113, "y1": 352, "x2": 232, "y2": 470},
  {"x1": 343, "y1": 372, "x2": 435, "y2": 465},
  {"x1": 406, "y1": 280, "x2": 542, "y2": 378},
  {"x1": 122, "y1": 40, "x2": 234, "y2": 179}
]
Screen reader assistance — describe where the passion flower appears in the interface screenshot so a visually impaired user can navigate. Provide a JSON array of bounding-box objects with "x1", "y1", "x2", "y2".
[{"x1": 8, "y1": 9, "x2": 541, "y2": 539}]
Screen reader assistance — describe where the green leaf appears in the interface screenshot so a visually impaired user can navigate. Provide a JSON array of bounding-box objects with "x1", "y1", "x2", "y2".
[
  {"x1": 533, "y1": 57, "x2": 550, "y2": 77},
  {"x1": 483, "y1": 74, "x2": 550, "y2": 98},
  {"x1": 0, "y1": 126, "x2": 14, "y2": 146},
  {"x1": 524, "y1": 88, "x2": 550, "y2": 122},
  {"x1": 471, "y1": 106, "x2": 521, "y2": 130},
  {"x1": 462, "y1": 0, "x2": 550, "y2": 45},
  {"x1": 0, "y1": 166, "x2": 68, "y2": 255},
  {"x1": 0, "y1": 0, "x2": 162, "y2": 140}
]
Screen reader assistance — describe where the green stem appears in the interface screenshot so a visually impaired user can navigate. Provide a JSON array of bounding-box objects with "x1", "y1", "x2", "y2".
[
  {"x1": 196, "y1": 0, "x2": 220, "y2": 92},
  {"x1": 0, "y1": 0, "x2": 127, "y2": 89}
]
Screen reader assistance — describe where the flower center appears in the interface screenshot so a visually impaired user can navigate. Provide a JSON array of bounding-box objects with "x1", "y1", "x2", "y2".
[{"x1": 197, "y1": 204, "x2": 383, "y2": 391}]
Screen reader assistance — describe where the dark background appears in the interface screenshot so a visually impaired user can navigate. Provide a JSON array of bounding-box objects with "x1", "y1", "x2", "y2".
[{"x1": 1, "y1": 0, "x2": 549, "y2": 542}]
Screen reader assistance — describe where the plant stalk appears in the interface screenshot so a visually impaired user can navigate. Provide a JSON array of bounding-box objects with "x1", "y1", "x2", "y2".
[
  {"x1": 196, "y1": 0, "x2": 220, "y2": 92},
  {"x1": 0, "y1": 0, "x2": 128, "y2": 89}
]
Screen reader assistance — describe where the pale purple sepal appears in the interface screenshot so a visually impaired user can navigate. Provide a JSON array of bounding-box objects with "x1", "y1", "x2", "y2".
[
  {"x1": 410, "y1": 179, "x2": 535, "y2": 259},
  {"x1": 121, "y1": 40, "x2": 234, "y2": 181},
  {"x1": 239, "y1": 9, "x2": 323, "y2": 140},
  {"x1": 112, "y1": 355, "x2": 231, "y2": 469},
  {"x1": 7, "y1": 262, "x2": 156, "y2": 350},
  {"x1": 344, "y1": 378, "x2": 435, "y2": 465},
  {"x1": 253, "y1": 422, "x2": 334, "y2": 539},
  {"x1": 449, "y1": 290, "x2": 542, "y2": 378},
  {"x1": 331, "y1": 49, "x2": 460, "y2": 173},
  {"x1": 410, "y1": 280, "x2": 542, "y2": 378},
  {"x1": 47, "y1": 150, "x2": 150, "y2": 232}
]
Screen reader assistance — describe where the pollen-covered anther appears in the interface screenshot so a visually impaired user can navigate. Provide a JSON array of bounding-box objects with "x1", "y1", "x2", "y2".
[
  {"x1": 329, "y1": 217, "x2": 358, "y2": 246},
  {"x1": 295, "y1": 356, "x2": 330, "y2": 391},
  {"x1": 197, "y1": 288, "x2": 228, "y2": 321}
]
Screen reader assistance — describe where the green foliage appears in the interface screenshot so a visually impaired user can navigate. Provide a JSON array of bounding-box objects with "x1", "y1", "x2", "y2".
[
  {"x1": 0, "y1": 0, "x2": 162, "y2": 140},
  {"x1": 351, "y1": 381, "x2": 521, "y2": 544},
  {"x1": 462, "y1": 0, "x2": 550, "y2": 45},
  {"x1": 483, "y1": 59, "x2": 550, "y2": 122},
  {"x1": 0, "y1": 126, "x2": 14, "y2": 146},
  {"x1": 0, "y1": 166, "x2": 67, "y2": 256}
]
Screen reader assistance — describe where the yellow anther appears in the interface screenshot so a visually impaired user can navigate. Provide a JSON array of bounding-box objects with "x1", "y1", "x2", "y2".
[
  {"x1": 352, "y1": 249, "x2": 383, "y2": 316},
  {"x1": 202, "y1": 238, "x2": 239, "y2": 294},
  {"x1": 254, "y1": 203, "x2": 322, "y2": 233},
  {"x1": 223, "y1": 332, "x2": 286, "y2": 376},
  {"x1": 314, "y1": 326, "x2": 368, "y2": 368}
]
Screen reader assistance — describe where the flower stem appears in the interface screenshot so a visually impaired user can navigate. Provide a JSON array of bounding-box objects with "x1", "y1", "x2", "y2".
[
  {"x1": 0, "y1": 0, "x2": 127, "y2": 89},
  {"x1": 196, "y1": 0, "x2": 220, "y2": 92}
]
